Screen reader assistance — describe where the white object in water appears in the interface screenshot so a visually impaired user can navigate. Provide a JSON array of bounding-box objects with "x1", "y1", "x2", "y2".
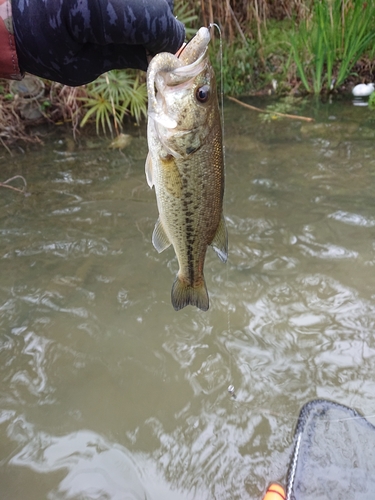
[{"x1": 352, "y1": 82, "x2": 375, "y2": 97}]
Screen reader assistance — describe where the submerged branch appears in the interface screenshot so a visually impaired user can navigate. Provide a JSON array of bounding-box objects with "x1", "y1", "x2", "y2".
[
  {"x1": 0, "y1": 175, "x2": 28, "y2": 194},
  {"x1": 0, "y1": 136, "x2": 13, "y2": 155},
  {"x1": 227, "y1": 96, "x2": 314, "y2": 122}
]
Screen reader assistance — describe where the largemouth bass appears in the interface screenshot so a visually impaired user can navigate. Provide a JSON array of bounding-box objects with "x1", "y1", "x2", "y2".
[{"x1": 146, "y1": 27, "x2": 227, "y2": 311}]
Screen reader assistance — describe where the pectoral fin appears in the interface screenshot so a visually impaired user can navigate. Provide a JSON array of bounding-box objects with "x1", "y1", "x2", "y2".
[
  {"x1": 152, "y1": 218, "x2": 171, "y2": 253},
  {"x1": 145, "y1": 152, "x2": 154, "y2": 188},
  {"x1": 211, "y1": 214, "x2": 228, "y2": 263}
]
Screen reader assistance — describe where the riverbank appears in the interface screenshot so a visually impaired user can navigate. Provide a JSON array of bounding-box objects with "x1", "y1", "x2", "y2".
[{"x1": 1, "y1": 0, "x2": 375, "y2": 145}]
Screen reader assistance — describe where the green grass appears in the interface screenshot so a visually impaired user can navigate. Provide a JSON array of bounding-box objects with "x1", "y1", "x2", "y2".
[
  {"x1": 291, "y1": 0, "x2": 375, "y2": 94},
  {"x1": 209, "y1": 38, "x2": 260, "y2": 96}
]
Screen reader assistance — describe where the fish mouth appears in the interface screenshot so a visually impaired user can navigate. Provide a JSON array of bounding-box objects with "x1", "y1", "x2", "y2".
[
  {"x1": 176, "y1": 26, "x2": 211, "y2": 66},
  {"x1": 171, "y1": 52, "x2": 208, "y2": 82},
  {"x1": 169, "y1": 26, "x2": 211, "y2": 84},
  {"x1": 151, "y1": 51, "x2": 209, "y2": 129},
  {"x1": 147, "y1": 27, "x2": 211, "y2": 129}
]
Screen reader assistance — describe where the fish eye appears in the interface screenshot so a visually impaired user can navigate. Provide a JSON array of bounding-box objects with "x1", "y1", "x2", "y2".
[{"x1": 196, "y1": 85, "x2": 210, "y2": 103}]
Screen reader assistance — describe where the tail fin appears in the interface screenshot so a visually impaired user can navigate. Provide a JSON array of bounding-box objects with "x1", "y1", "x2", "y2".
[{"x1": 171, "y1": 276, "x2": 209, "y2": 311}]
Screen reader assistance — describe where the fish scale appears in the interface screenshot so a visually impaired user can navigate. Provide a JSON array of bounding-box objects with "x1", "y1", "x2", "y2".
[{"x1": 146, "y1": 27, "x2": 227, "y2": 311}]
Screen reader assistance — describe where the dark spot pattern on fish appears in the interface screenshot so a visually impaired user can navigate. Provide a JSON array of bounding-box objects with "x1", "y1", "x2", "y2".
[
  {"x1": 146, "y1": 27, "x2": 226, "y2": 311},
  {"x1": 183, "y1": 200, "x2": 193, "y2": 211},
  {"x1": 186, "y1": 146, "x2": 198, "y2": 155},
  {"x1": 186, "y1": 244, "x2": 195, "y2": 284}
]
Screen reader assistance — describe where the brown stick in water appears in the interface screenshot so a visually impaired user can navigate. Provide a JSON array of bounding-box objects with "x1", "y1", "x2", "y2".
[
  {"x1": 227, "y1": 96, "x2": 314, "y2": 122},
  {"x1": 0, "y1": 175, "x2": 28, "y2": 194}
]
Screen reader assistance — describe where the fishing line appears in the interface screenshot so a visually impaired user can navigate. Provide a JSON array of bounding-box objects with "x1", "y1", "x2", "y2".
[
  {"x1": 208, "y1": 23, "x2": 225, "y2": 146},
  {"x1": 208, "y1": 23, "x2": 235, "y2": 394}
]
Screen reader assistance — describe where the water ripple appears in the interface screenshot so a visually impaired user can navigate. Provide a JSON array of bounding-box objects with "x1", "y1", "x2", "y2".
[
  {"x1": 1, "y1": 102, "x2": 375, "y2": 499},
  {"x1": 7, "y1": 425, "x2": 194, "y2": 499},
  {"x1": 328, "y1": 210, "x2": 375, "y2": 227},
  {"x1": 3, "y1": 238, "x2": 121, "y2": 259}
]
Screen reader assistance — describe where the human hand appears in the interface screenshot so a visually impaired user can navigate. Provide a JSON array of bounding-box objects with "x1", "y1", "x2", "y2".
[{"x1": 12, "y1": 0, "x2": 185, "y2": 86}]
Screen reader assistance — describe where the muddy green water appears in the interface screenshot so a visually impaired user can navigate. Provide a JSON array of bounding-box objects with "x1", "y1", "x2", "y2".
[{"x1": 1, "y1": 97, "x2": 375, "y2": 499}]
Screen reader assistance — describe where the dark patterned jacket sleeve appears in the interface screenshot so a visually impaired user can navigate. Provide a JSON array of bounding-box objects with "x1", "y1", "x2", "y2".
[{"x1": 11, "y1": 0, "x2": 185, "y2": 86}]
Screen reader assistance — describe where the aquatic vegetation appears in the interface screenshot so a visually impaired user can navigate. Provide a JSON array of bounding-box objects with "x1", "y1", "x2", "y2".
[
  {"x1": 258, "y1": 96, "x2": 307, "y2": 122},
  {"x1": 368, "y1": 91, "x2": 375, "y2": 109},
  {"x1": 228, "y1": 95, "x2": 313, "y2": 124},
  {"x1": 290, "y1": 0, "x2": 375, "y2": 93}
]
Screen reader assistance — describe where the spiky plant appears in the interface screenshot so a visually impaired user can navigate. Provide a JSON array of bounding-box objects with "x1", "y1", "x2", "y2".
[{"x1": 79, "y1": 70, "x2": 147, "y2": 135}]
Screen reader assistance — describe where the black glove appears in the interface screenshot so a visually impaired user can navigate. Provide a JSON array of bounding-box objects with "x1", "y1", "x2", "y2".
[{"x1": 12, "y1": 0, "x2": 185, "y2": 86}]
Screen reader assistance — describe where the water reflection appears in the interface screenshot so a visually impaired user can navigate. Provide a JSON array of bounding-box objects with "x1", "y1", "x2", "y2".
[
  {"x1": 1, "y1": 98, "x2": 375, "y2": 499},
  {"x1": 10, "y1": 426, "x2": 194, "y2": 499}
]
